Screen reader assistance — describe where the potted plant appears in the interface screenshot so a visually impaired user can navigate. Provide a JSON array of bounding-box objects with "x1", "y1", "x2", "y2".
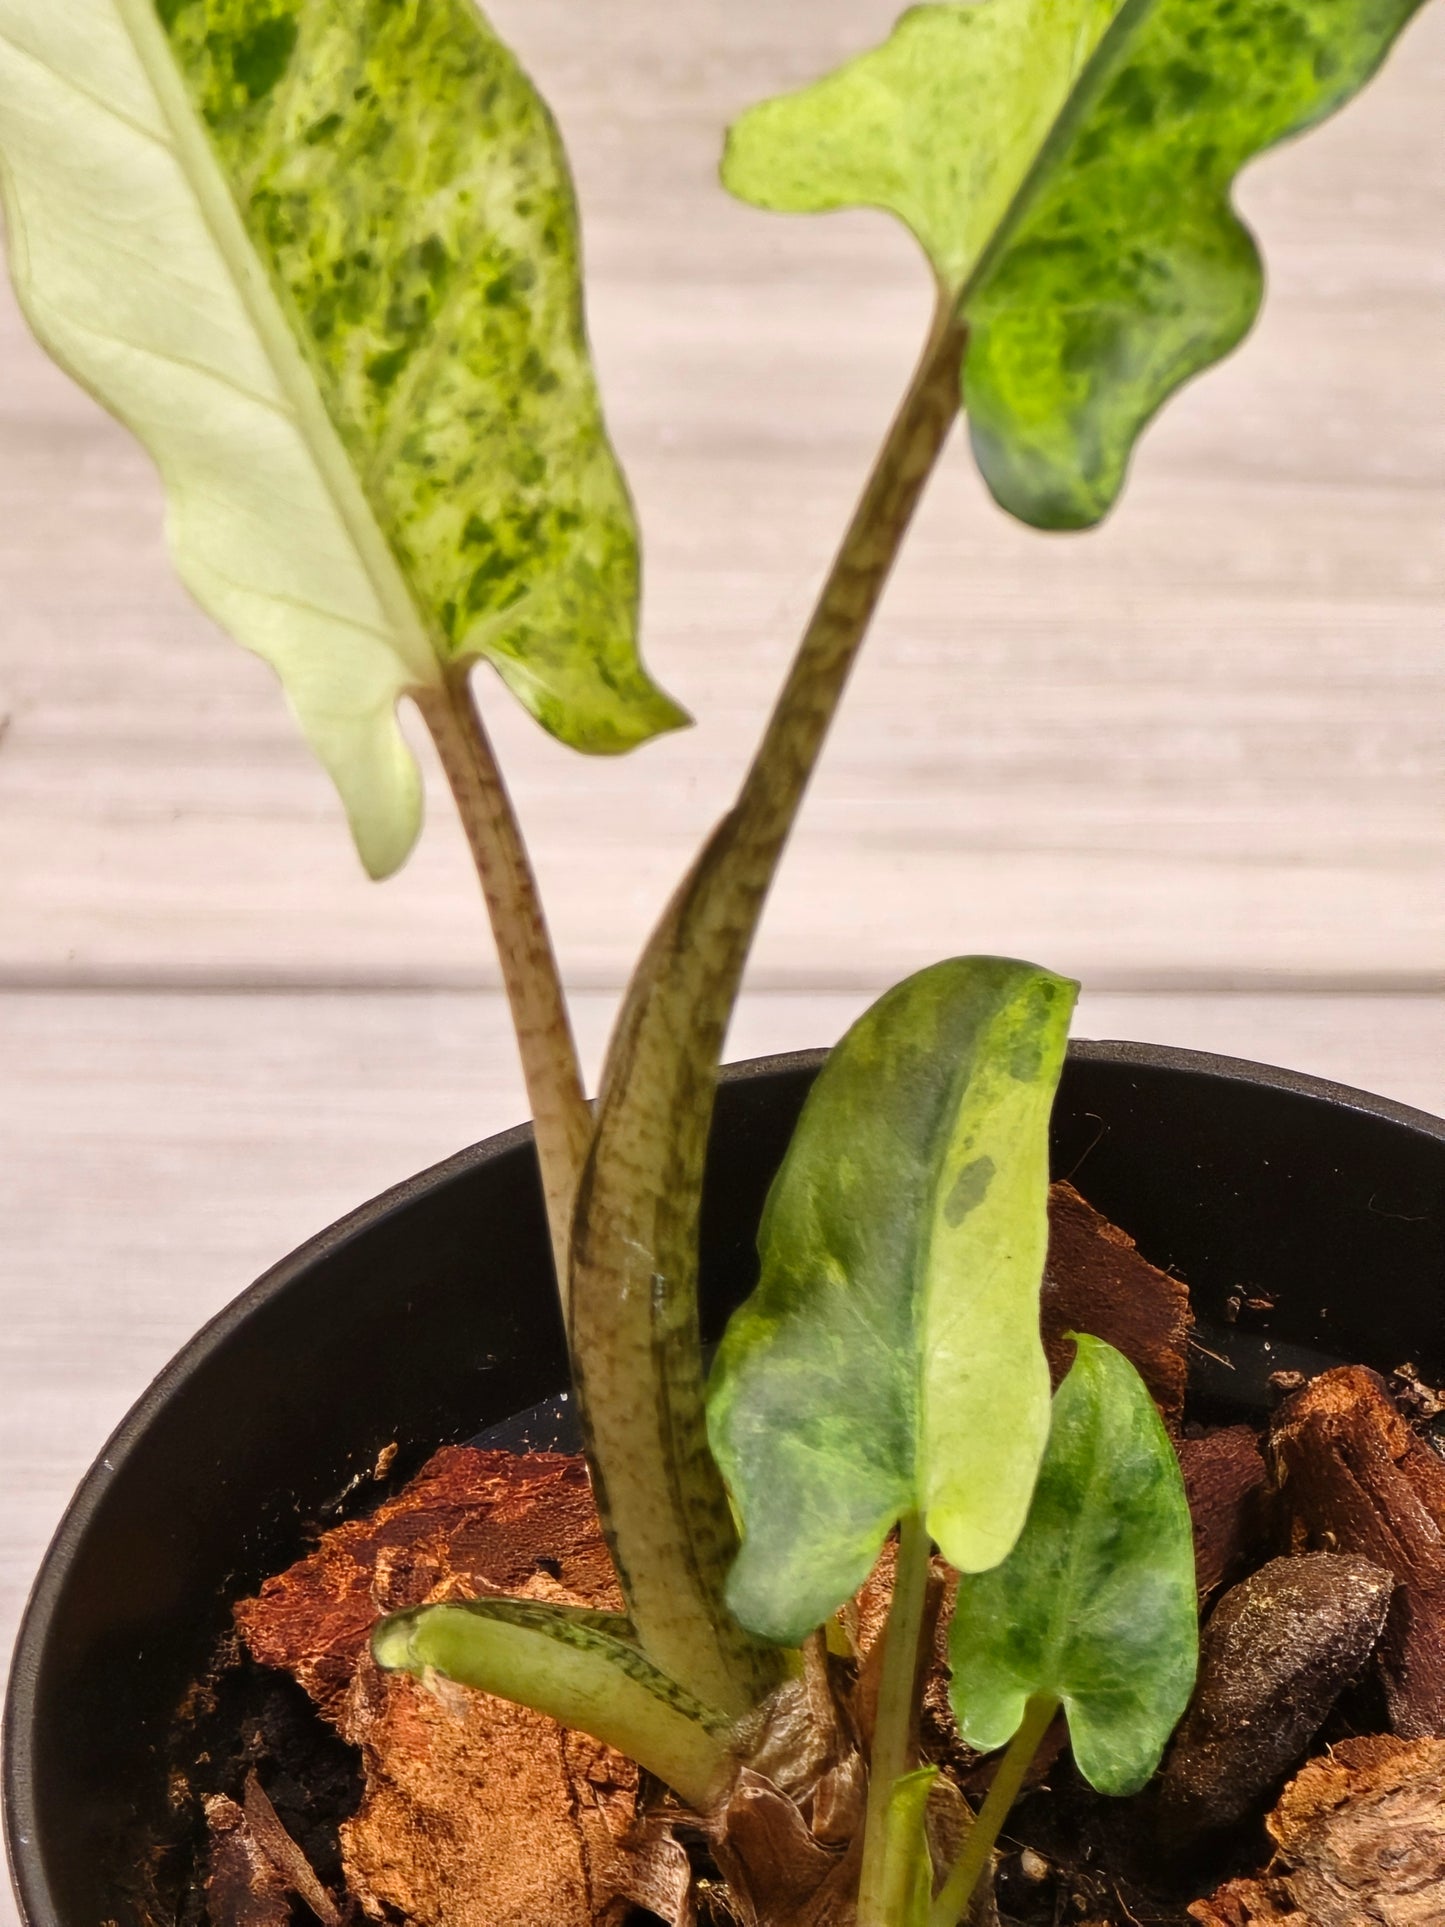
[{"x1": 2, "y1": 3, "x2": 1441, "y2": 1925}]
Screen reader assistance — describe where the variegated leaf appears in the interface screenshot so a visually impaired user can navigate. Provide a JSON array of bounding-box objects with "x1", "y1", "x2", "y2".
[{"x1": 0, "y1": 0, "x2": 684, "y2": 875}]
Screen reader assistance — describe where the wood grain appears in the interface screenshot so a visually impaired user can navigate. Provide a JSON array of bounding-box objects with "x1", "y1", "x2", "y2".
[{"x1": 0, "y1": 1, "x2": 1440, "y2": 989}]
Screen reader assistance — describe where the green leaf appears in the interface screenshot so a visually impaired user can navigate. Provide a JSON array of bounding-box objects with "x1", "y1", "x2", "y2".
[
  {"x1": 707, "y1": 957, "x2": 1078, "y2": 1647},
  {"x1": 372, "y1": 1594, "x2": 732, "y2": 1808},
  {"x1": 0, "y1": 0, "x2": 685, "y2": 878},
  {"x1": 722, "y1": 0, "x2": 1119, "y2": 295},
  {"x1": 879, "y1": 1767, "x2": 939, "y2": 1927},
  {"x1": 724, "y1": 0, "x2": 1424, "y2": 530},
  {"x1": 948, "y1": 1334, "x2": 1198, "y2": 1797},
  {"x1": 962, "y1": 0, "x2": 1426, "y2": 529}
]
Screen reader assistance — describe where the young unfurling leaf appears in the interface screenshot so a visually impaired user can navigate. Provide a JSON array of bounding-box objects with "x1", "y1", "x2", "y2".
[
  {"x1": 724, "y1": 0, "x2": 1424, "y2": 530},
  {"x1": 0, "y1": 0, "x2": 684, "y2": 877},
  {"x1": 948, "y1": 1334, "x2": 1198, "y2": 1796},
  {"x1": 879, "y1": 1767, "x2": 939, "y2": 1927},
  {"x1": 372, "y1": 1595, "x2": 731, "y2": 1807},
  {"x1": 707, "y1": 957, "x2": 1078, "y2": 1646}
]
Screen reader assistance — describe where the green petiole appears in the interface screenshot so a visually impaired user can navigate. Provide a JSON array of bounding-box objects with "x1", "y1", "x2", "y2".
[
  {"x1": 929, "y1": 1692, "x2": 1059, "y2": 1927},
  {"x1": 857, "y1": 1514, "x2": 936, "y2": 1926}
]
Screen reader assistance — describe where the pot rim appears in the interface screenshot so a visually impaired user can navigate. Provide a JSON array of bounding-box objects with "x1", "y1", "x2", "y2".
[{"x1": 5, "y1": 1037, "x2": 1442, "y2": 1920}]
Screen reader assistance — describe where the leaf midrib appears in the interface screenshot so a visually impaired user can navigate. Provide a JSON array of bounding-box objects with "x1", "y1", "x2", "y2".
[
  {"x1": 955, "y1": 0, "x2": 1150, "y2": 311},
  {"x1": 1040, "y1": 1363, "x2": 1107, "y2": 1701},
  {"x1": 114, "y1": 0, "x2": 442, "y2": 693}
]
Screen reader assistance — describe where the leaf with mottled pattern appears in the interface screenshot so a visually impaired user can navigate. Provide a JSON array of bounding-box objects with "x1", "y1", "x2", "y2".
[
  {"x1": 707, "y1": 957, "x2": 1078, "y2": 1647},
  {"x1": 948, "y1": 1334, "x2": 1198, "y2": 1796},
  {"x1": 372, "y1": 1594, "x2": 732, "y2": 1807},
  {"x1": 0, "y1": 0, "x2": 684, "y2": 876},
  {"x1": 723, "y1": 0, "x2": 1424, "y2": 529},
  {"x1": 722, "y1": 0, "x2": 1119, "y2": 295}
]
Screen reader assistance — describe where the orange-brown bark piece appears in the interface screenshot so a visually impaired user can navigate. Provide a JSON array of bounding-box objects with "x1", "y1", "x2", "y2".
[
  {"x1": 1177, "y1": 1426, "x2": 1272, "y2": 1602},
  {"x1": 236, "y1": 1448, "x2": 681, "y2": 1927},
  {"x1": 1188, "y1": 1883, "x2": 1306, "y2": 1926},
  {"x1": 1188, "y1": 1735, "x2": 1445, "y2": 1925},
  {"x1": 341, "y1": 1662, "x2": 655, "y2": 1927},
  {"x1": 238, "y1": 1447, "x2": 615, "y2": 1721},
  {"x1": 1271, "y1": 1367, "x2": 1445, "y2": 1736},
  {"x1": 1042, "y1": 1181, "x2": 1193, "y2": 1428}
]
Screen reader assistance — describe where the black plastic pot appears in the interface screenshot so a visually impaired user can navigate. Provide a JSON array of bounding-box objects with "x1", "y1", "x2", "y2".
[{"x1": 6, "y1": 1041, "x2": 1444, "y2": 1923}]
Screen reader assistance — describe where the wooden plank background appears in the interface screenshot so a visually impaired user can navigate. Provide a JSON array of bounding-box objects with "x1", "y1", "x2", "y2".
[
  {"x1": 3, "y1": 0, "x2": 1443, "y2": 991},
  {"x1": 0, "y1": 4, "x2": 1441, "y2": 1909}
]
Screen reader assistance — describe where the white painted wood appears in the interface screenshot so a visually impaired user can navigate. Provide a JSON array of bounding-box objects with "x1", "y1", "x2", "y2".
[{"x1": 0, "y1": 2, "x2": 1440, "y2": 989}]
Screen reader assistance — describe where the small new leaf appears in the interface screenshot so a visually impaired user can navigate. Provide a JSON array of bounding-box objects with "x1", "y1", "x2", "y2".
[
  {"x1": 708, "y1": 957, "x2": 1078, "y2": 1646},
  {"x1": 372, "y1": 1594, "x2": 732, "y2": 1808},
  {"x1": 0, "y1": 0, "x2": 684, "y2": 876},
  {"x1": 948, "y1": 1334, "x2": 1198, "y2": 1797},
  {"x1": 724, "y1": 0, "x2": 1423, "y2": 529},
  {"x1": 880, "y1": 1767, "x2": 939, "y2": 1927}
]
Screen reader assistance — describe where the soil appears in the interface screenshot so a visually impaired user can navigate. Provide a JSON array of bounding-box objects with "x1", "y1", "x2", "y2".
[
  {"x1": 134, "y1": 1647, "x2": 362, "y2": 1926},
  {"x1": 144, "y1": 1180, "x2": 1445, "y2": 1927}
]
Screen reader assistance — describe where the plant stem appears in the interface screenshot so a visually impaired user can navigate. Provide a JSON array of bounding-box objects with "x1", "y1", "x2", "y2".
[
  {"x1": 594, "y1": 292, "x2": 966, "y2": 1134},
  {"x1": 417, "y1": 672, "x2": 591, "y2": 1305},
  {"x1": 620, "y1": 294, "x2": 968, "y2": 1065},
  {"x1": 877, "y1": 1767, "x2": 940, "y2": 1927},
  {"x1": 727, "y1": 298, "x2": 967, "y2": 894},
  {"x1": 857, "y1": 1514, "x2": 934, "y2": 1927},
  {"x1": 569, "y1": 296, "x2": 966, "y2": 1716},
  {"x1": 928, "y1": 1693, "x2": 1060, "y2": 1927}
]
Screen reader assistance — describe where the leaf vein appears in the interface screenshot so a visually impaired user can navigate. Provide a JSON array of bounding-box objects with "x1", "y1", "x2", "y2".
[
  {"x1": 197, "y1": 563, "x2": 406, "y2": 661},
  {"x1": 57, "y1": 310, "x2": 293, "y2": 421},
  {"x1": 0, "y1": 28, "x2": 171, "y2": 155}
]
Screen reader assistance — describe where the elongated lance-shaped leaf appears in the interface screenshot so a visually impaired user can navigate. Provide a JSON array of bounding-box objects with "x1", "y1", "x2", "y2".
[
  {"x1": 707, "y1": 958, "x2": 1077, "y2": 1648},
  {"x1": 723, "y1": 0, "x2": 1424, "y2": 530},
  {"x1": 372, "y1": 1595, "x2": 733, "y2": 1809},
  {"x1": 949, "y1": 1334, "x2": 1198, "y2": 1796},
  {"x1": 0, "y1": 0, "x2": 685, "y2": 879}
]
